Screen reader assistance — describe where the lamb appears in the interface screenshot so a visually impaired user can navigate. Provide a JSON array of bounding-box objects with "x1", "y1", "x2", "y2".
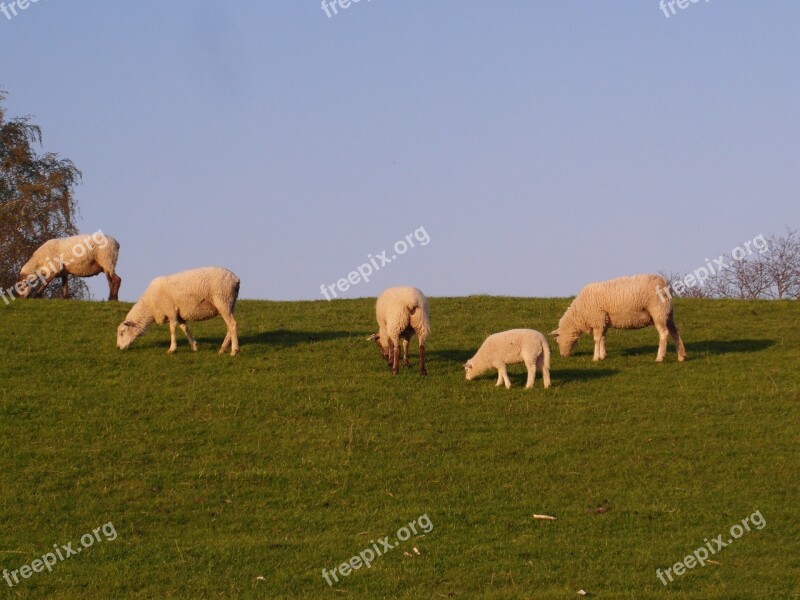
[
  {"x1": 116, "y1": 267, "x2": 240, "y2": 356},
  {"x1": 17, "y1": 232, "x2": 121, "y2": 301},
  {"x1": 367, "y1": 286, "x2": 430, "y2": 375},
  {"x1": 550, "y1": 274, "x2": 686, "y2": 362},
  {"x1": 464, "y1": 329, "x2": 551, "y2": 389}
]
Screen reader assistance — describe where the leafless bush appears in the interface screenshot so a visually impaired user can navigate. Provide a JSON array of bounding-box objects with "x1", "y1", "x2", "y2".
[{"x1": 661, "y1": 229, "x2": 800, "y2": 300}]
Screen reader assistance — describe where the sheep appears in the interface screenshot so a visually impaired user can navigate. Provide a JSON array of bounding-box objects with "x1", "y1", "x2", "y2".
[
  {"x1": 464, "y1": 329, "x2": 551, "y2": 389},
  {"x1": 116, "y1": 267, "x2": 240, "y2": 356},
  {"x1": 550, "y1": 274, "x2": 686, "y2": 362},
  {"x1": 367, "y1": 286, "x2": 430, "y2": 375},
  {"x1": 17, "y1": 232, "x2": 121, "y2": 301}
]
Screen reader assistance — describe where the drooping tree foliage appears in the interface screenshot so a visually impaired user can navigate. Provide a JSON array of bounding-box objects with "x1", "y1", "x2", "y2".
[{"x1": 0, "y1": 90, "x2": 88, "y2": 298}]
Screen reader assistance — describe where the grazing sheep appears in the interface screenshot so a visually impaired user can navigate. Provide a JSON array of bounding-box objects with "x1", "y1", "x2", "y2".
[
  {"x1": 18, "y1": 232, "x2": 121, "y2": 301},
  {"x1": 368, "y1": 286, "x2": 430, "y2": 375},
  {"x1": 550, "y1": 274, "x2": 686, "y2": 362},
  {"x1": 464, "y1": 329, "x2": 551, "y2": 389},
  {"x1": 116, "y1": 267, "x2": 240, "y2": 356}
]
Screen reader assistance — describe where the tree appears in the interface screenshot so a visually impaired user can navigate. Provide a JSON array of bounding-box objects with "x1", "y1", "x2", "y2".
[
  {"x1": 661, "y1": 229, "x2": 800, "y2": 301},
  {"x1": 0, "y1": 90, "x2": 88, "y2": 299},
  {"x1": 762, "y1": 230, "x2": 800, "y2": 300}
]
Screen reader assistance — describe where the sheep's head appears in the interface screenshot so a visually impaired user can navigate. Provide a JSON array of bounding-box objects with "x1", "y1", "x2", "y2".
[
  {"x1": 550, "y1": 327, "x2": 580, "y2": 357},
  {"x1": 15, "y1": 268, "x2": 39, "y2": 298},
  {"x1": 367, "y1": 333, "x2": 391, "y2": 363},
  {"x1": 464, "y1": 361, "x2": 476, "y2": 381},
  {"x1": 15, "y1": 279, "x2": 34, "y2": 298},
  {"x1": 117, "y1": 321, "x2": 144, "y2": 350}
]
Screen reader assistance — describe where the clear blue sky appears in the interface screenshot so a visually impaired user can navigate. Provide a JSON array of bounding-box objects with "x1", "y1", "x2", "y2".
[{"x1": 3, "y1": 1, "x2": 798, "y2": 301}]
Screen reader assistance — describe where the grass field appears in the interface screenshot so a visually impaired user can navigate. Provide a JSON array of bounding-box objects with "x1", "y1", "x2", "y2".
[{"x1": 0, "y1": 296, "x2": 798, "y2": 598}]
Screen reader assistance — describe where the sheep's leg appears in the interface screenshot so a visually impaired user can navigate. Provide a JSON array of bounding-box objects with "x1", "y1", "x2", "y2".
[
  {"x1": 418, "y1": 343, "x2": 427, "y2": 376},
  {"x1": 390, "y1": 337, "x2": 400, "y2": 375},
  {"x1": 107, "y1": 272, "x2": 121, "y2": 301},
  {"x1": 31, "y1": 271, "x2": 58, "y2": 298},
  {"x1": 667, "y1": 315, "x2": 686, "y2": 362},
  {"x1": 402, "y1": 339, "x2": 410, "y2": 367},
  {"x1": 497, "y1": 364, "x2": 511, "y2": 389},
  {"x1": 61, "y1": 274, "x2": 69, "y2": 299},
  {"x1": 180, "y1": 323, "x2": 198, "y2": 351},
  {"x1": 495, "y1": 371, "x2": 504, "y2": 386},
  {"x1": 219, "y1": 313, "x2": 239, "y2": 356},
  {"x1": 168, "y1": 320, "x2": 179, "y2": 353},
  {"x1": 655, "y1": 323, "x2": 669, "y2": 362},
  {"x1": 537, "y1": 353, "x2": 551, "y2": 389},
  {"x1": 592, "y1": 329, "x2": 606, "y2": 361},
  {"x1": 220, "y1": 331, "x2": 231, "y2": 353},
  {"x1": 525, "y1": 360, "x2": 536, "y2": 389}
]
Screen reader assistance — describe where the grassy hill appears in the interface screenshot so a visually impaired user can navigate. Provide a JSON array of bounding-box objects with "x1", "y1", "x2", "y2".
[{"x1": 0, "y1": 297, "x2": 798, "y2": 598}]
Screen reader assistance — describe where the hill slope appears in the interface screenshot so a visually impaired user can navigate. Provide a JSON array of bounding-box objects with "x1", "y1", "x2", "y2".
[{"x1": 0, "y1": 297, "x2": 798, "y2": 598}]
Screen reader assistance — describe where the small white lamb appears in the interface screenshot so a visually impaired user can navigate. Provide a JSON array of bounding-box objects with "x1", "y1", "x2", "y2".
[
  {"x1": 18, "y1": 232, "x2": 121, "y2": 301},
  {"x1": 368, "y1": 286, "x2": 430, "y2": 375},
  {"x1": 550, "y1": 273, "x2": 686, "y2": 362},
  {"x1": 464, "y1": 329, "x2": 551, "y2": 389},
  {"x1": 116, "y1": 267, "x2": 240, "y2": 356}
]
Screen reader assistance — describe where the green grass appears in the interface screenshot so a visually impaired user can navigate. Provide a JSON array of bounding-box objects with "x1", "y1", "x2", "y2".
[{"x1": 0, "y1": 297, "x2": 798, "y2": 598}]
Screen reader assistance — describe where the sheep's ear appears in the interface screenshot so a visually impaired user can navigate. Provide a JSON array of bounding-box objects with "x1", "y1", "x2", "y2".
[{"x1": 549, "y1": 329, "x2": 559, "y2": 338}]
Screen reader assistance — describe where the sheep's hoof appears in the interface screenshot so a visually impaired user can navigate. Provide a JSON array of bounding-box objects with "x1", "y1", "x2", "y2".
[
  {"x1": 167, "y1": 348, "x2": 176, "y2": 354},
  {"x1": 420, "y1": 368, "x2": 427, "y2": 376},
  {"x1": 655, "y1": 357, "x2": 665, "y2": 362},
  {"x1": 678, "y1": 355, "x2": 686, "y2": 362},
  {"x1": 391, "y1": 369, "x2": 399, "y2": 375},
  {"x1": 230, "y1": 349, "x2": 239, "y2": 357}
]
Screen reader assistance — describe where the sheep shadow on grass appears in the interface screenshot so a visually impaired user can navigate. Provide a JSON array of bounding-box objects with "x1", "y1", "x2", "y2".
[
  {"x1": 623, "y1": 338, "x2": 774, "y2": 358},
  {"x1": 550, "y1": 368, "x2": 619, "y2": 387},
  {"x1": 199, "y1": 329, "x2": 358, "y2": 349},
  {"x1": 428, "y1": 348, "x2": 473, "y2": 366}
]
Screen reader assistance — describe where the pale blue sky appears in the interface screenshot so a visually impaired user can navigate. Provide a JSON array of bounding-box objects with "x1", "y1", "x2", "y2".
[{"x1": 3, "y1": 1, "x2": 798, "y2": 301}]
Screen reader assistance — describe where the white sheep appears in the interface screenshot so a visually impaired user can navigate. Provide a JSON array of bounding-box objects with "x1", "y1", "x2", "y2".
[
  {"x1": 464, "y1": 329, "x2": 551, "y2": 389},
  {"x1": 18, "y1": 232, "x2": 121, "y2": 301},
  {"x1": 368, "y1": 286, "x2": 430, "y2": 375},
  {"x1": 116, "y1": 267, "x2": 240, "y2": 356},
  {"x1": 550, "y1": 274, "x2": 686, "y2": 362}
]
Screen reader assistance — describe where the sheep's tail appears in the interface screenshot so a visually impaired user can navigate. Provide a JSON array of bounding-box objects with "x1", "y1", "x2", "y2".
[
  {"x1": 538, "y1": 337, "x2": 552, "y2": 388},
  {"x1": 407, "y1": 297, "x2": 431, "y2": 339},
  {"x1": 541, "y1": 338, "x2": 551, "y2": 371},
  {"x1": 230, "y1": 277, "x2": 241, "y2": 313}
]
